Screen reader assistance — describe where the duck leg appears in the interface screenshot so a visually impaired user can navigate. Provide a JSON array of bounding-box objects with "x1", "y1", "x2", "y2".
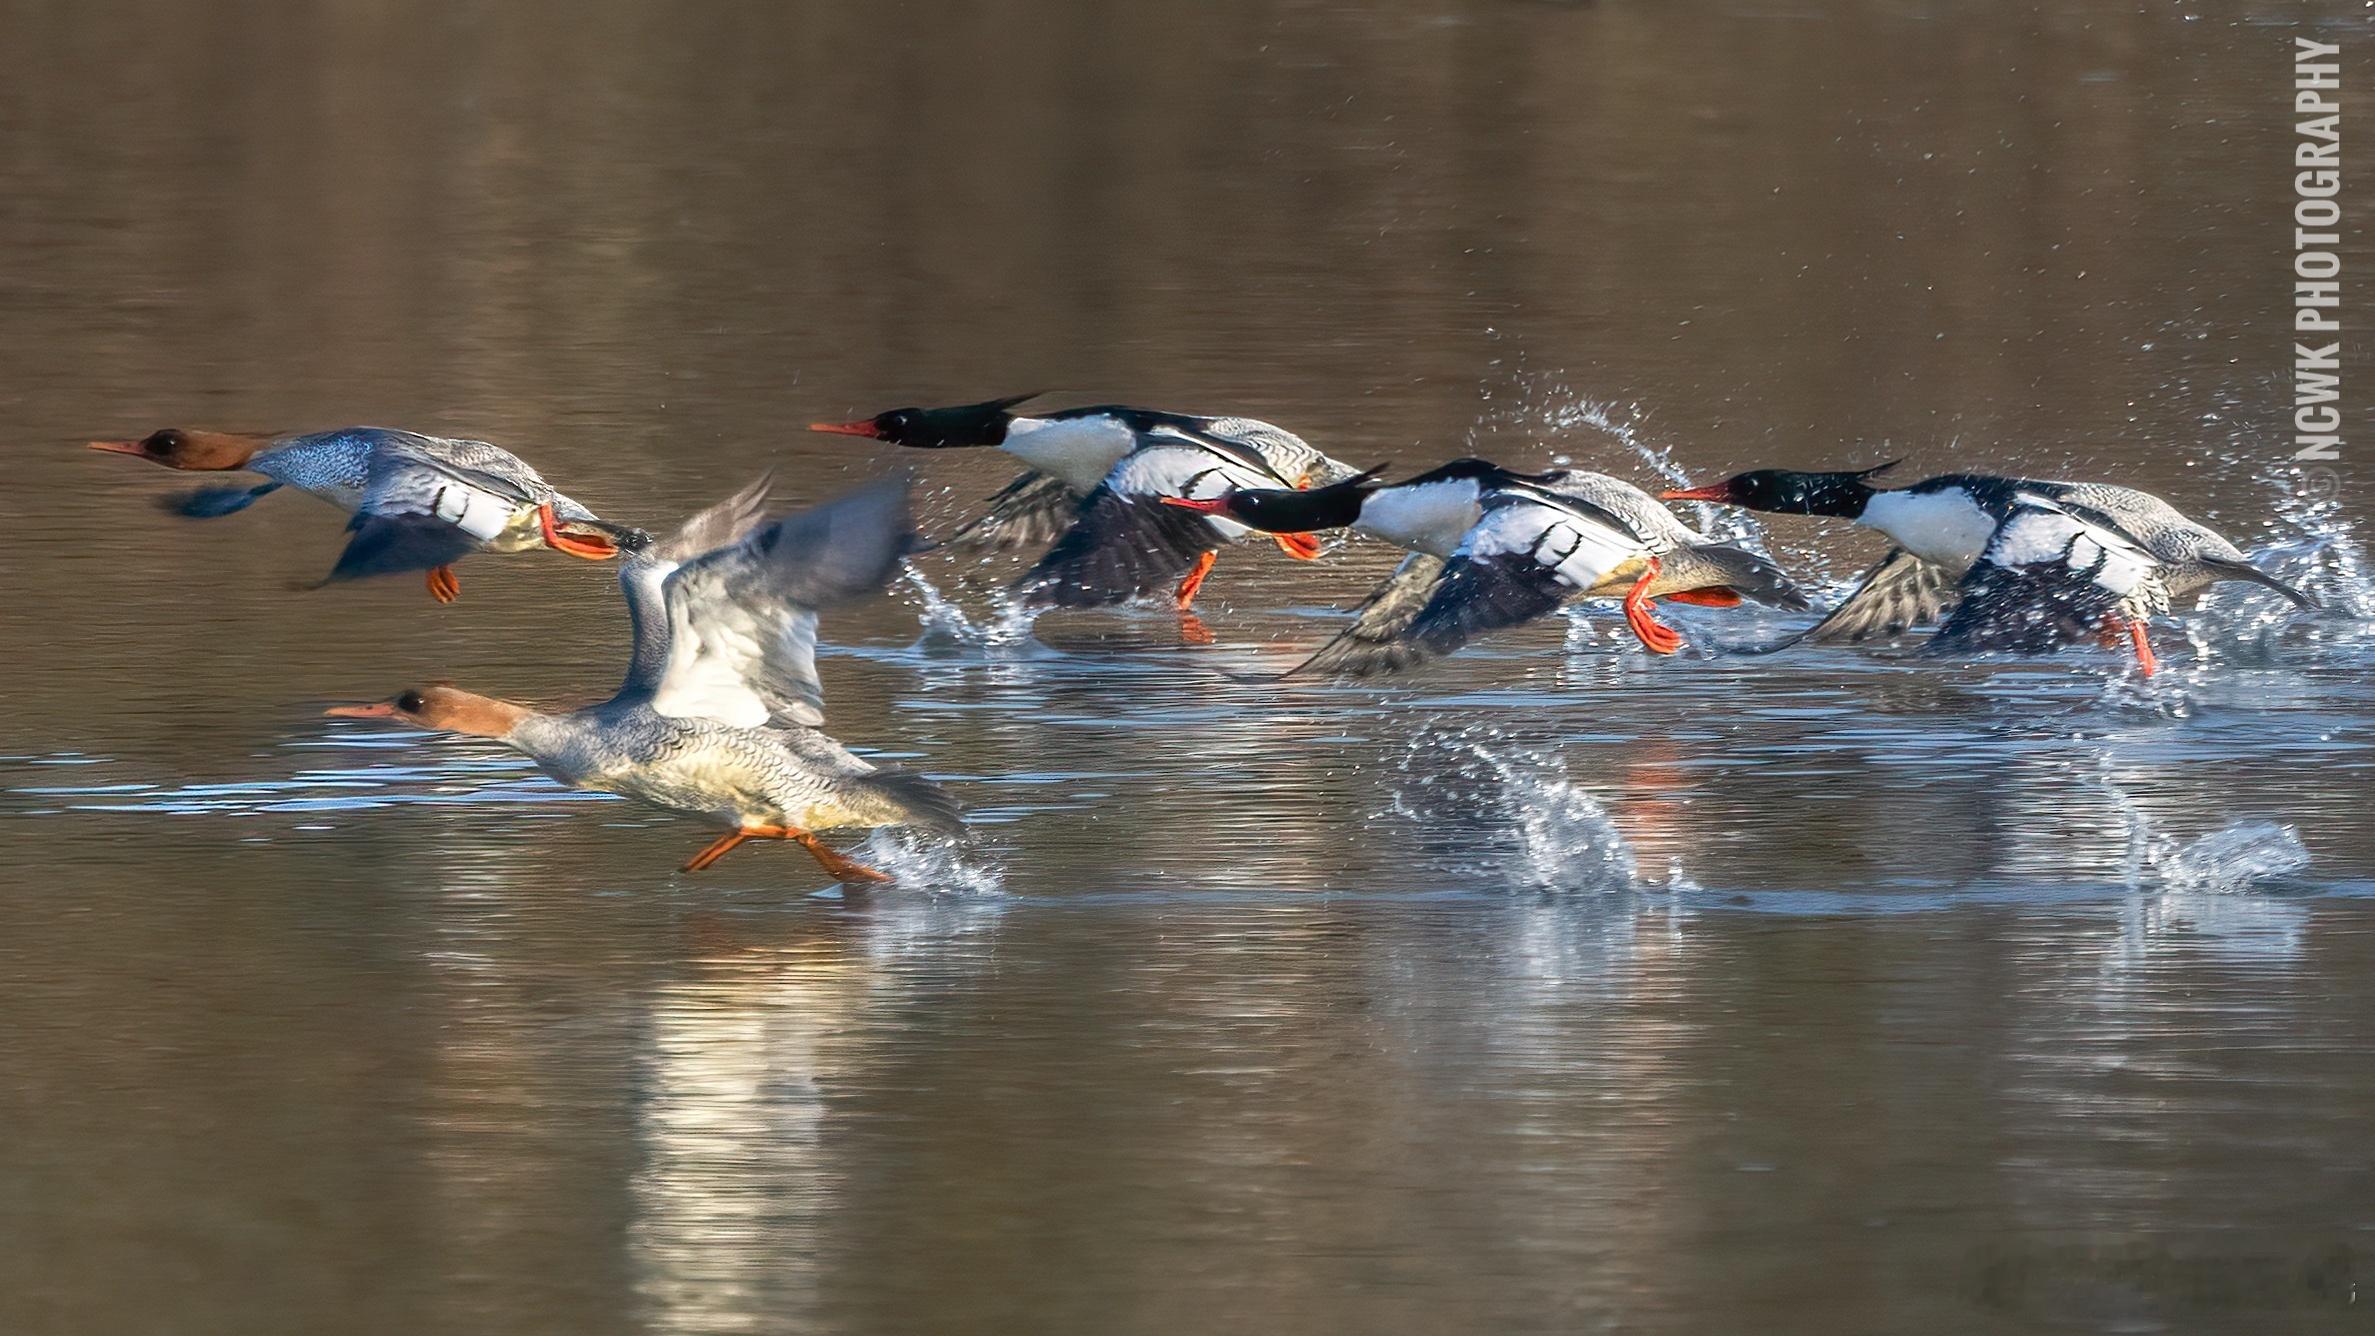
[
  {"x1": 682, "y1": 825, "x2": 894, "y2": 883},
  {"x1": 792, "y1": 830, "x2": 894, "y2": 884},
  {"x1": 1175, "y1": 550, "x2": 1218, "y2": 610},
  {"x1": 538, "y1": 504, "x2": 620, "y2": 560},
  {"x1": 682, "y1": 829, "x2": 752, "y2": 872},
  {"x1": 2113, "y1": 615, "x2": 2158, "y2": 677},
  {"x1": 1663, "y1": 587, "x2": 1742, "y2": 608},
  {"x1": 1621, "y1": 559, "x2": 1684, "y2": 655},
  {"x1": 425, "y1": 565, "x2": 461, "y2": 603},
  {"x1": 1272, "y1": 531, "x2": 1324, "y2": 560}
]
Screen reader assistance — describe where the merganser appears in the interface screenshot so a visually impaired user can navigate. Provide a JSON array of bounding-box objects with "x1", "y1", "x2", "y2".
[
  {"x1": 89, "y1": 426, "x2": 642, "y2": 603},
  {"x1": 325, "y1": 477, "x2": 961, "y2": 882},
  {"x1": 1014, "y1": 419, "x2": 1358, "y2": 638},
  {"x1": 1661, "y1": 466, "x2": 2315, "y2": 673},
  {"x1": 808, "y1": 393, "x2": 1324, "y2": 556},
  {"x1": 1168, "y1": 458, "x2": 1811, "y2": 676}
]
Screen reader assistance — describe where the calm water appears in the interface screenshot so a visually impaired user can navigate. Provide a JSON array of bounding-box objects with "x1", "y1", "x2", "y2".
[{"x1": 4, "y1": 2, "x2": 2373, "y2": 1332}]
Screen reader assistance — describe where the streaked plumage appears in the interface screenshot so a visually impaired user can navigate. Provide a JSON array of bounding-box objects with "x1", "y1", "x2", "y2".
[
  {"x1": 89, "y1": 425, "x2": 642, "y2": 602},
  {"x1": 328, "y1": 478, "x2": 960, "y2": 882}
]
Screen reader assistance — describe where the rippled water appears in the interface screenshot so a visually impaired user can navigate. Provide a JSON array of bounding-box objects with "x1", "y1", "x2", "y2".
[{"x1": 4, "y1": 2, "x2": 2373, "y2": 1333}]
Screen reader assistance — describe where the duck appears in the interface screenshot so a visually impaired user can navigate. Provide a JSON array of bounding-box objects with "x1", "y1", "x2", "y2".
[
  {"x1": 1012, "y1": 418, "x2": 1360, "y2": 640},
  {"x1": 1660, "y1": 465, "x2": 2316, "y2": 673},
  {"x1": 325, "y1": 476, "x2": 962, "y2": 882},
  {"x1": 89, "y1": 426, "x2": 642, "y2": 602},
  {"x1": 1166, "y1": 458, "x2": 1810, "y2": 676},
  {"x1": 808, "y1": 392, "x2": 1325, "y2": 557}
]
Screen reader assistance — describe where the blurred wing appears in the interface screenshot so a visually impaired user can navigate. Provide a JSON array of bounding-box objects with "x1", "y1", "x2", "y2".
[
  {"x1": 654, "y1": 474, "x2": 773, "y2": 563},
  {"x1": 1792, "y1": 548, "x2": 1963, "y2": 644},
  {"x1": 1928, "y1": 495, "x2": 2167, "y2": 655},
  {"x1": 1348, "y1": 495, "x2": 1640, "y2": 673},
  {"x1": 1285, "y1": 551, "x2": 1448, "y2": 679},
  {"x1": 320, "y1": 451, "x2": 528, "y2": 583},
  {"x1": 1013, "y1": 439, "x2": 1272, "y2": 608},
  {"x1": 1014, "y1": 482, "x2": 1219, "y2": 609},
  {"x1": 937, "y1": 470, "x2": 1084, "y2": 555},
  {"x1": 649, "y1": 478, "x2": 913, "y2": 728}
]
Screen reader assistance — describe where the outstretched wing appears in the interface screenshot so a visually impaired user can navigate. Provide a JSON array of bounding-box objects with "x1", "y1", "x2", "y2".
[
  {"x1": 1790, "y1": 548, "x2": 1963, "y2": 644},
  {"x1": 935, "y1": 470, "x2": 1084, "y2": 555},
  {"x1": 1013, "y1": 434, "x2": 1275, "y2": 609},
  {"x1": 614, "y1": 477, "x2": 778, "y2": 701},
  {"x1": 320, "y1": 448, "x2": 535, "y2": 584},
  {"x1": 1293, "y1": 494, "x2": 1643, "y2": 677},
  {"x1": 647, "y1": 478, "x2": 913, "y2": 728},
  {"x1": 1927, "y1": 495, "x2": 2167, "y2": 656},
  {"x1": 1285, "y1": 551, "x2": 1448, "y2": 679}
]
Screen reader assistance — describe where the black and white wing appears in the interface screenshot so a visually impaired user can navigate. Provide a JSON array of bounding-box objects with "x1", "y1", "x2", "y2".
[
  {"x1": 1926, "y1": 494, "x2": 2168, "y2": 656},
  {"x1": 1014, "y1": 431, "x2": 1288, "y2": 609},
  {"x1": 321, "y1": 444, "x2": 537, "y2": 584},
  {"x1": 1789, "y1": 547, "x2": 1964, "y2": 644},
  {"x1": 642, "y1": 478, "x2": 913, "y2": 728},
  {"x1": 935, "y1": 470, "x2": 1085, "y2": 555},
  {"x1": 1284, "y1": 552, "x2": 1449, "y2": 679},
  {"x1": 1297, "y1": 491, "x2": 1645, "y2": 676}
]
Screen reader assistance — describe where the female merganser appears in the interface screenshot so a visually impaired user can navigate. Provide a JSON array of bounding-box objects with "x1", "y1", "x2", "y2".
[
  {"x1": 326, "y1": 477, "x2": 960, "y2": 882},
  {"x1": 809, "y1": 393, "x2": 1323, "y2": 556},
  {"x1": 1661, "y1": 465, "x2": 2315, "y2": 673},
  {"x1": 1168, "y1": 458, "x2": 1810, "y2": 676},
  {"x1": 1013, "y1": 420, "x2": 1358, "y2": 635},
  {"x1": 89, "y1": 426, "x2": 641, "y2": 603}
]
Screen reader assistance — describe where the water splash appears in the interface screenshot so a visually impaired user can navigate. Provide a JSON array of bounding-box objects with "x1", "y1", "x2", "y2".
[
  {"x1": 896, "y1": 565, "x2": 1039, "y2": 653},
  {"x1": 2101, "y1": 759, "x2": 2310, "y2": 893},
  {"x1": 1386, "y1": 724, "x2": 1649, "y2": 893},
  {"x1": 857, "y1": 826, "x2": 1007, "y2": 897}
]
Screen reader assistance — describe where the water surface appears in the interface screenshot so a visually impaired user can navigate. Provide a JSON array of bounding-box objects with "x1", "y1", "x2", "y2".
[{"x1": 3, "y1": 2, "x2": 2372, "y2": 1332}]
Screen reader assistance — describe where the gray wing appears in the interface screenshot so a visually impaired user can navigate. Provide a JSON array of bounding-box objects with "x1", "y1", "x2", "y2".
[
  {"x1": 319, "y1": 448, "x2": 531, "y2": 584},
  {"x1": 1791, "y1": 548, "x2": 1963, "y2": 644},
  {"x1": 1926, "y1": 496, "x2": 2168, "y2": 657},
  {"x1": 1284, "y1": 552, "x2": 1449, "y2": 679},
  {"x1": 613, "y1": 477, "x2": 779, "y2": 701},
  {"x1": 648, "y1": 477, "x2": 914, "y2": 728},
  {"x1": 935, "y1": 470, "x2": 1084, "y2": 555}
]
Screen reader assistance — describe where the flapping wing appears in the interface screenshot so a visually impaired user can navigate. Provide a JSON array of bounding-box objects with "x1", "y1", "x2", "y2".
[
  {"x1": 648, "y1": 478, "x2": 913, "y2": 729},
  {"x1": 1292, "y1": 496, "x2": 1640, "y2": 677},
  {"x1": 1014, "y1": 481, "x2": 1219, "y2": 609},
  {"x1": 320, "y1": 449, "x2": 532, "y2": 584},
  {"x1": 613, "y1": 477, "x2": 779, "y2": 701},
  {"x1": 936, "y1": 470, "x2": 1084, "y2": 555},
  {"x1": 1284, "y1": 551, "x2": 1448, "y2": 679},
  {"x1": 1791, "y1": 548, "x2": 1963, "y2": 644},
  {"x1": 1927, "y1": 495, "x2": 2167, "y2": 656}
]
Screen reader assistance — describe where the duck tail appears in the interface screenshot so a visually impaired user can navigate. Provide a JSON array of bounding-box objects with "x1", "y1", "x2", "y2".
[
  {"x1": 857, "y1": 769, "x2": 965, "y2": 837},
  {"x1": 1687, "y1": 541, "x2": 1814, "y2": 611},
  {"x1": 2200, "y1": 555, "x2": 2319, "y2": 610}
]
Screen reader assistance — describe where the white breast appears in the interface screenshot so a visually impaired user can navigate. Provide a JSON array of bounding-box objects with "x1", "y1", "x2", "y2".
[
  {"x1": 1861, "y1": 489, "x2": 1999, "y2": 567},
  {"x1": 1003, "y1": 416, "x2": 1141, "y2": 491},
  {"x1": 1358, "y1": 480, "x2": 1482, "y2": 556}
]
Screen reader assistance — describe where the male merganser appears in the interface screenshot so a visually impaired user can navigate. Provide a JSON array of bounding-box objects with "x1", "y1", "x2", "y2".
[
  {"x1": 89, "y1": 426, "x2": 641, "y2": 603},
  {"x1": 1661, "y1": 466, "x2": 2315, "y2": 673},
  {"x1": 326, "y1": 477, "x2": 960, "y2": 882},
  {"x1": 1013, "y1": 419, "x2": 1358, "y2": 637},
  {"x1": 1169, "y1": 458, "x2": 1810, "y2": 676},
  {"x1": 808, "y1": 393, "x2": 1323, "y2": 556}
]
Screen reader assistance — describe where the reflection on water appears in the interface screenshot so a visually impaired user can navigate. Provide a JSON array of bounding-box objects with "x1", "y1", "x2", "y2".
[{"x1": 5, "y1": 0, "x2": 2375, "y2": 1332}]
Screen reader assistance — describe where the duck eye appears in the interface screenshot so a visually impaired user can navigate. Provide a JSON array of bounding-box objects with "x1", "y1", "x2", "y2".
[
  {"x1": 145, "y1": 429, "x2": 183, "y2": 452},
  {"x1": 396, "y1": 691, "x2": 426, "y2": 713}
]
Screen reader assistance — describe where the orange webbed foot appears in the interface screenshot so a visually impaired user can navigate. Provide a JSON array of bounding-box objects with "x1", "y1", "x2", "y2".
[
  {"x1": 1175, "y1": 550, "x2": 1219, "y2": 611},
  {"x1": 1621, "y1": 558, "x2": 1683, "y2": 655},
  {"x1": 425, "y1": 565, "x2": 461, "y2": 603}
]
